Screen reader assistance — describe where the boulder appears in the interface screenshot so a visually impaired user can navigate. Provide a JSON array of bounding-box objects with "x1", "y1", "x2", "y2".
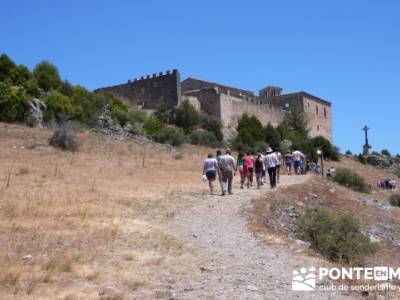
[{"x1": 366, "y1": 155, "x2": 393, "y2": 168}]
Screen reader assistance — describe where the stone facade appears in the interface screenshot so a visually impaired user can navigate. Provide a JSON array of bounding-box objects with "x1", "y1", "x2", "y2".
[
  {"x1": 96, "y1": 70, "x2": 333, "y2": 142},
  {"x1": 95, "y1": 69, "x2": 181, "y2": 109}
]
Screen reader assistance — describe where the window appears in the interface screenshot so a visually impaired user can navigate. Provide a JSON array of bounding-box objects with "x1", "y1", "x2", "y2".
[
  {"x1": 317, "y1": 125, "x2": 320, "y2": 131},
  {"x1": 316, "y1": 105, "x2": 319, "y2": 115},
  {"x1": 324, "y1": 107, "x2": 327, "y2": 118}
]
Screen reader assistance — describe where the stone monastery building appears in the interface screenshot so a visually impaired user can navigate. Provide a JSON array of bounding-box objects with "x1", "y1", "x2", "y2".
[{"x1": 96, "y1": 69, "x2": 333, "y2": 141}]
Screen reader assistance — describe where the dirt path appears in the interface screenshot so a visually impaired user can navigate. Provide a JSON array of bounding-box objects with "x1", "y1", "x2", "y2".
[{"x1": 169, "y1": 175, "x2": 355, "y2": 300}]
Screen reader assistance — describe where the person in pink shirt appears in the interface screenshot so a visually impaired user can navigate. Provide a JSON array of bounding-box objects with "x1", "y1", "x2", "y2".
[{"x1": 244, "y1": 152, "x2": 255, "y2": 188}]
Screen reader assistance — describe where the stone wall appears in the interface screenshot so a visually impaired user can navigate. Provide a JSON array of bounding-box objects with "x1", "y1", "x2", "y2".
[
  {"x1": 219, "y1": 93, "x2": 285, "y2": 131},
  {"x1": 95, "y1": 69, "x2": 181, "y2": 109},
  {"x1": 303, "y1": 96, "x2": 333, "y2": 142}
]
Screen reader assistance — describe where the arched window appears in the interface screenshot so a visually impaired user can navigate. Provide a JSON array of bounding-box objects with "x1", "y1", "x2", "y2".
[
  {"x1": 324, "y1": 107, "x2": 327, "y2": 118},
  {"x1": 316, "y1": 105, "x2": 319, "y2": 115}
]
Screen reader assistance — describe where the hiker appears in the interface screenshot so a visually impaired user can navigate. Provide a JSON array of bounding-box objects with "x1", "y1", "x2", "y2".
[
  {"x1": 292, "y1": 149, "x2": 305, "y2": 175},
  {"x1": 284, "y1": 151, "x2": 293, "y2": 175},
  {"x1": 327, "y1": 167, "x2": 336, "y2": 177},
  {"x1": 264, "y1": 147, "x2": 279, "y2": 189},
  {"x1": 237, "y1": 151, "x2": 248, "y2": 189},
  {"x1": 245, "y1": 152, "x2": 255, "y2": 188},
  {"x1": 216, "y1": 150, "x2": 223, "y2": 187},
  {"x1": 261, "y1": 152, "x2": 266, "y2": 185},
  {"x1": 275, "y1": 151, "x2": 282, "y2": 184},
  {"x1": 203, "y1": 153, "x2": 220, "y2": 194},
  {"x1": 254, "y1": 153, "x2": 264, "y2": 189},
  {"x1": 219, "y1": 148, "x2": 237, "y2": 196}
]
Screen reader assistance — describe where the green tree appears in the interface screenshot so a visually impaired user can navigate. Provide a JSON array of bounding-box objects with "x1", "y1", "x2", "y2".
[
  {"x1": 0, "y1": 82, "x2": 30, "y2": 122},
  {"x1": 172, "y1": 100, "x2": 201, "y2": 132},
  {"x1": 381, "y1": 149, "x2": 391, "y2": 156},
  {"x1": 0, "y1": 54, "x2": 16, "y2": 82},
  {"x1": 282, "y1": 104, "x2": 309, "y2": 139},
  {"x1": 201, "y1": 114, "x2": 223, "y2": 141},
  {"x1": 264, "y1": 122, "x2": 280, "y2": 150},
  {"x1": 310, "y1": 136, "x2": 340, "y2": 161},
  {"x1": 237, "y1": 114, "x2": 264, "y2": 142},
  {"x1": 43, "y1": 91, "x2": 75, "y2": 122},
  {"x1": 8, "y1": 65, "x2": 32, "y2": 86},
  {"x1": 33, "y1": 61, "x2": 62, "y2": 91}
]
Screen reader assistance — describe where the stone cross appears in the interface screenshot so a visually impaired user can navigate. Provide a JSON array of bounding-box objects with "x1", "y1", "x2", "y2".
[
  {"x1": 362, "y1": 125, "x2": 370, "y2": 147},
  {"x1": 362, "y1": 125, "x2": 372, "y2": 155}
]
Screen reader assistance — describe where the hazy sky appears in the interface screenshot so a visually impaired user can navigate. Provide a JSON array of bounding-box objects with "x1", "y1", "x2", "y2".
[{"x1": 1, "y1": 0, "x2": 399, "y2": 154}]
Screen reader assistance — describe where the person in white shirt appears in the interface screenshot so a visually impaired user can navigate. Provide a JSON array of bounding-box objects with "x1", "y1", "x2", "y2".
[
  {"x1": 219, "y1": 148, "x2": 237, "y2": 196},
  {"x1": 292, "y1": 150, "x2": 305, "y2": 175},
  {"x1": 263, "y1": 147, "x2": 279, "y2": 188},
  {"x1": 275, "y1": 151, "x2": 282, "y2": 184},
  {"x1": 203, "y1": 153, "x2": 220, "y2": 194}
]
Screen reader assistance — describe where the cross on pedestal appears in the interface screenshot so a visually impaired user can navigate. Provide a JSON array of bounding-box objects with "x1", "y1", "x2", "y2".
[{"x1": 362, "y1": 125, "x2": 371, "y2": 155}]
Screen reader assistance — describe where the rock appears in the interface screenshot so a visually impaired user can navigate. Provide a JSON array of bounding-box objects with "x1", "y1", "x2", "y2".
[
  {"x1": 311, "y1": 194, "x2": 318, "y2": 199},
  {"x1": 366, "y1": 155, "x2": 393, "y2": 168},
  {"x1": 329, "y1": 188, "x2": 336, "y2": 193},
  {"x1": 294, "y1": 239, "x2": 311, "y2": 248},
  {"x1": 22, "y1": 254, "x2": 32, "y2": 261},
  {"x1": 26, "y1": 98, "x2": 47, "y2": 128}
]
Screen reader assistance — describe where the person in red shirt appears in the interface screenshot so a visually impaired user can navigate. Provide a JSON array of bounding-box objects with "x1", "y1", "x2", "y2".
[{"x1": 244, "y1": 152, "x2": 255, "y2": 188}]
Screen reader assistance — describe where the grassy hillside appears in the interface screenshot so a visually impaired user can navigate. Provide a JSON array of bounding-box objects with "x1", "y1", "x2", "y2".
[{"x1": 0, "y1": 122, "x2": 211, "y2": 299}]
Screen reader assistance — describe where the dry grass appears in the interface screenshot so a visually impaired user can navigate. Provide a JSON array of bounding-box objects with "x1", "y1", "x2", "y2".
[{"x1": 0, "y1": 122, "x2": 211, "y2": 299}]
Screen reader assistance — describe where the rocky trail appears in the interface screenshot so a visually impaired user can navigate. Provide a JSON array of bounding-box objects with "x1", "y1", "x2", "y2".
[{"x1": 168, "y1": 175, "x2": 355, "y2": 300}]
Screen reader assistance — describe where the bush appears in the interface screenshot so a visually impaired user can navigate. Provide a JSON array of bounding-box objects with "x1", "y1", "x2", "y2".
[
  {"x1": 33, "y1": 61, "x2": 62, "y2": 91},
  {"x1": 172, "y1": 100, "x2": 201, "y2": 132},
  {"x1": 298, "y1": 208, "x2": 378, "y2": 264},
  {"x1": 381, "y1": 149, "x2": 391, "y2": 156},
  {"x1": 190, "y1": 129, "x2": 221, "y2": 148},
  {"x1": 143, "y1": 116, "x2": 165, "y2": 137},
  {"x1": 389, "y1": 194, "x2": 400, "y2": 207},
  {"x1": 201, "y1": 114, "x2": 223, "y2": 141},
  {"x1": 357, "y1": 154, "x2": 367, "y2": 164},
  {"x1": 43, "y1": 91, "x2": 75, "y2": 122},
  {"x1": 155, "y1": 126, "x2": 186, "y2": 147},
  {"x1": 49, "y1": 128, "x2": 80, "y2": 151},
  {"x1": 332, "y1": 168, "x2": 369, "y2": 193},
  {"x1": 345, "y1": 150, "x2": 352, "y2": 156},
  {"x1": 309, "y1": 136, "x2": 340, "y2": 161},
  {"x1": 0, "y1": 83, "x2": 30, "y2": 122}
]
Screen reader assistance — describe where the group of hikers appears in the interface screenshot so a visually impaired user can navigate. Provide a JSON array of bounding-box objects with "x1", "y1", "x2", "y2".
[{"x1": 202, "y1": 148, "x2": 307, "y2": 195}]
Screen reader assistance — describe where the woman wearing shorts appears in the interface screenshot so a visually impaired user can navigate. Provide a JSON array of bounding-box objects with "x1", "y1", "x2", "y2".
[
  {"x1": 284, "y1": 151, "x2": 293, "y2": 175},
  {"x1": 254, "y1": 153, "x2": 264, "y2": 189},
  {"x1": 244, "y1": 152, "x2": 255, "y2": 188},
  {"x1": 203, "y1": 154, "x2": 219, "y2": 194},
  {"x1": 237, "y1": 151, "x2": 248, "y2": 189}
]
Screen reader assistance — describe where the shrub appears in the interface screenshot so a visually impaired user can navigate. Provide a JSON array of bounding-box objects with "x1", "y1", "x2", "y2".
[
  {"x1": 345, "y1": 150, "x2": 352, "y2": 156},
  {"x1": 332, "y1": 168, "x2": 369, "y2": 193},
  {"x1": 33, "y1": 61, "x2": 62, "y2": 91},
  {"x1": 201, "y1": 114, "x2": 223, "y2": 141},
  {"x1": 0, "y1": 82, "x2": 30, "y2": 122},
  {"x1": 381, "y1": 149, "x2": 391, "y2": 156},
  {"x1": 143, "y1": 116, "x2": 165, "y2": 137},
  {"x1": 237, "y1": 114, "x2": 264, "y2": 142},
  {"x1": 298, "y1": 208, "x2": 378, "y2": 264},
  {"x1": 190, "y1": 129, "x2": 221, "y2": 148},
  {"x1": 155, "y1": 126, "x2": 186, "y2": 147},
  {"x1": 310, "y1": 136, "x2": 340, "y2": 161},
  {"x1": 49, "y1": 128, "x2": 80, "y2": 151},
  {"x1": 389, "y1": 194, "x2": 400, "y2": 207},
  {"x1": 357, "y1": 154, "x2": 367, "y2": 164},
  {"x1": 172, "y1": 100, "x2": 201, "y2": 132},
  {"x1": 44, "y1": 91, "x2": 75, "y2": 122}
]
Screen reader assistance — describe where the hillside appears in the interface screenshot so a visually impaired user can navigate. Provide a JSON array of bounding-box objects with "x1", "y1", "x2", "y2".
[{"x1": 0, "y1": 123, "x2": 399, "y2": 299}]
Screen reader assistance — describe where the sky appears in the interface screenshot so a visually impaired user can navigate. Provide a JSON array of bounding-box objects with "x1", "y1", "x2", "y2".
[{"x1": 1, "y1": 0, "x2": 399, "y2": 155}]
